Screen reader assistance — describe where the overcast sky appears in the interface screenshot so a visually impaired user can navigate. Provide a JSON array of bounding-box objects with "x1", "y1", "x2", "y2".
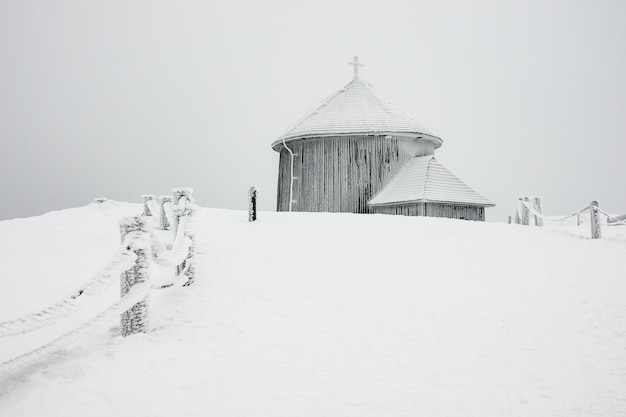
[{"x1": 1, "y1": 0, "x2": 624, "y2": 222}]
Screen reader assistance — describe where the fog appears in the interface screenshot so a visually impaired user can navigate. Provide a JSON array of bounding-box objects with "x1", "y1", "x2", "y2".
[{"x1": 1, "y1": 0, "x2": 624, "y2": 221}]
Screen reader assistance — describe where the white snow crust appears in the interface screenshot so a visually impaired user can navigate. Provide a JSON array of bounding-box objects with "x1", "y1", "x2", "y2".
[{"x1": 0, "y1": 204, "x2": 625, "y2": 416}]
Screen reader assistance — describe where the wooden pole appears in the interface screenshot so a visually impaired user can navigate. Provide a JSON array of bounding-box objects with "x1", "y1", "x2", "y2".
[
  {"x1": 249, "y1": 187, "x2": 258, "y2": 222},
  {"x1": 507, "y1": 215, "x2": 512, "y2": 224},
  {"x1": 532, "y1": 196, "x2": 544, "y2": 227},
  {"x1": 514, "y1": 198, "x2": 522, "y2": 224},
  {"x1": 159, "y1": 196, "x2": 172, "y2": 231},
  {"x1": 119, "y1": 217, "x2": 150, "y2": 337},
  {"x1": 521, "y1": 197, "x2": 531, "y2": 226},
  {"x1": 171, "y1": 188, "x2": 195, "y2": 283},
  {"x1": 590, "y1": 201, "x2": 601, "y2": 239},
  {"x1": 182, "y1": 210, "x2": 196, "y2": 287},
  {"x1": 171, "y1": 188, "x2": 192, "y2": 236},
  {"x1": 141, "y1": 194, "x2": 156, "y2": 217}
]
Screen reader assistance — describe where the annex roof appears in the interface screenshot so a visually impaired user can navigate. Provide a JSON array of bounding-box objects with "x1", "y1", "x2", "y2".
[
  {"x1": 273, "y1": 76, "x2": 442, "y2": 148},
  {"x1": 368, "y1": 156, "x2": 495, "y2": 207}
]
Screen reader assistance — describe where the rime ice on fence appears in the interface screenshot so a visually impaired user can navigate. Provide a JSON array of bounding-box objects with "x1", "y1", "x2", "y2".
[
  {"x1": 159, "y1": 195, "x2": 172, "y2": 231},
  {"x1": 249, "y1": 187, "x2": 258, "y2": 222},
  {"x1": 119, "y1": 216, "x2": 150, "y2": 336},
  {"x1": 514, "y1": 198, "x2": 522, "y2": 224},
  {"x1": 520, "y1": 197, "x2": 531, "y2": 226},
  {"x1": 142, "y1": 194, "x2": 156, "y2": 217},
  {"x1": 511, "y1": 197, "x2": 609, "y2": 239},
  {"x1": 182, "y1": 222, "x2": 196, "y2": 287},
  {"x1": 590, "y1": 201, "x2": 601, "y2": 240},
  {"x1": 170, "y1": 188, "x2": 196, "y2": 286},
  {"x1": 172, "y1": 187, "x2": 194, "y2": 205},
  {"x1": 172, "y1": 188, "x2": 193, "y2": 236},
  {"x1": 532, "y1": 197, "x2": 543, "y2": 227}
]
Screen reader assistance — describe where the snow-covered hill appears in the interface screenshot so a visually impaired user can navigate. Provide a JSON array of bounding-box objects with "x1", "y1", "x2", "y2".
[{"x1": 0, "y1": 203, "x2": 625, "y2": 416}]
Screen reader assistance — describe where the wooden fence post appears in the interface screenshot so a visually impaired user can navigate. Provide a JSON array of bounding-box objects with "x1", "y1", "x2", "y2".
[
  {"x1": 521, "y1": 197, "x2": 531, "y2": 226},
  {"x1": 119, "y1": 217, "x2": 150, "y2": 337},
  {"x1": 171, "y1": 188, "x2": 193, "y2": 236},
  {"x1": 249, "y1": 187, "x2": 257, "y2": 222},
  {"x1": 507, "y1": 215, "x2": 512, "y2": 224},
  {"x1": 514, "y1": 197, "x2": 522, "y2": 224},
  {"x1": 159, "y1": 196, "x2": 172, "y2": 231},
  {"x1": 171, "y1": 188, "x2": 195, "y2": 284},
  {"x1": 182, "y1": 208, "x2": 196, "y2": 287},
  {"x1": 590, "y1": 201, "x2": 601, "y2": 239},
  {"x1": 142, "y1": 194, "x2": 156, "y2": 217},
  {"x1": 532, "y1": 196, "x2": 544, "y2": 227}
]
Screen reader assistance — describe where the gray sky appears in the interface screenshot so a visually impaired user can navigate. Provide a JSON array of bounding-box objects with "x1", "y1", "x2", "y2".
[{"x1": 1, "y1": 0, "x2": 624, "y2": 222}]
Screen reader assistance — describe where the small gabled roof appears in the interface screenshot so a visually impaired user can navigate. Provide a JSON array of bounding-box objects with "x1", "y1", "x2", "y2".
[
  {"x1": 368, "y1": 156, "x2": 495, "y2": 207},
  {"x1": 272, "y1": 76, "x2": 442, "y2": 149}
]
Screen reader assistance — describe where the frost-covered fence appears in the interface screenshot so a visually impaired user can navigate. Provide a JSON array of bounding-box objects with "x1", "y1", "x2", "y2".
[
  {"x1": 119, "y1": 217, "x2": 150, "y2": 336},
  {"x1": 249, "y1": 186, "x2": 258, "y2": 222},
  {"x1": 159, "y1": 195, "x2": 173, "y2": 231},
  {"x1": 590, "y1": 201, "x2": 601, "y2": 240},
  {"x1": 120, "y1": 187, "x2": 197, "y2": 336},
  {"x1": 142, "y1": 194, "x2": 157, "y2": 217},
  {"x1": 0, "y1": 188, "x2": 198, "y2": 369},
  {"x1": 512, "y1": 197, "x2": 626, "y2": 239}
]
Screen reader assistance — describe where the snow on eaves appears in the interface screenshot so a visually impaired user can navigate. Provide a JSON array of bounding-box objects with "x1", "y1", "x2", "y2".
[
  {"x1": 368, "y1": 156, "x2": 495, "y2": 207},
  {"x1": 273, "y1": 77, "x2": 442, "y2": 147}
]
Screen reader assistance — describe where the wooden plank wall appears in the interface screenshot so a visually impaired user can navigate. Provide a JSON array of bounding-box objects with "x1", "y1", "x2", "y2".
[
  {"x1": 371, "y1": 203, "x2": 485, "y2": 221},
  {"x1": 370, "y1": 204, "x2": 426, "y2": 216},
  {"x1": 276, "y1": 136, "x2": 422, "y2": 213},
  {"x1": 426, "y1": 203, "x2": 484, "y2": 221}
]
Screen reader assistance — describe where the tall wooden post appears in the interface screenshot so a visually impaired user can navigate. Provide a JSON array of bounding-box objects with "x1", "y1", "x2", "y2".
[
  {"x1": 159, "y1": 196, "x2": 172, "y2": 231},
  {"x1": 142, "y1": 194, "x2": 156, "y2": 217},
  {"x1": 171, "y1": 188, "x2": 193, "y2": 236},
  {"x1": 119, "y1": 217, "x2": 150, "y2": 337},
  {"x1": 590, "y1": 201, "x2": 601, "y2": 239},
  {"x1": 182, "y1": 210, "x2": 196, "y2": 287},
  {"x1": 171, "y1": 188, "x2": 195, "y2": 283},
  {"x1": 521, "y1": 197, "x2": 531, "y2": 226},
  {"x1": 532, "y1": 196, "x2": 544, "y2": 227},
  {"x1": 514, "y1": 197, "x2": 522, "y2": 224},
  {"x1": 249, "y1": 187, "x2": 258, "y2": 222}
]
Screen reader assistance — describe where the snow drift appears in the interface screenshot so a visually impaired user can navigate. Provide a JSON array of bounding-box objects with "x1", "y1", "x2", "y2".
[{"x1": 0, "y1": 202, "x2": 625, "y2": 416}]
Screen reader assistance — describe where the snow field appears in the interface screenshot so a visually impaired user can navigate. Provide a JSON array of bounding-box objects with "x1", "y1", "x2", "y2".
[{"x1": 0, "y1": 204, "x2": 625, "y2": 416}]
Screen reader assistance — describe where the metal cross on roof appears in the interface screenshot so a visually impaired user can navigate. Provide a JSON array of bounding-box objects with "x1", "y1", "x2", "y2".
[{"x1": 347, "y1": 56, "x2": 364, "y2": 78}]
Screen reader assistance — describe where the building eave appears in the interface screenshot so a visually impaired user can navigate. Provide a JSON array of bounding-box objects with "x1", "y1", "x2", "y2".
[
  {"x1": 271, "y1": 132, "x2": 443, "y2": 152},
  {"x1": 368, "y1": 199, "x2": 496, "y2": 208}
]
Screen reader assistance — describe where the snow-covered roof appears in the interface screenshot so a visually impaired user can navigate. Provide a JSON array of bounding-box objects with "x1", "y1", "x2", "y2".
[
  {"x1": 368, "y1": 156, "x2": 495, "y2": 207},
  {"x1": 273, "y1": 76, "x2": 442, "y2": 148}
]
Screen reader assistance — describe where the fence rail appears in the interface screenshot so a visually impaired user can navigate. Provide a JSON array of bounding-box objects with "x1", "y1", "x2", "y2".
[
  {"x1": 510, "y1": 196, "x2": 626, "y2": 239},
  {"x1": 0, "y1": 187, "x2": 197, "y2": 370}
]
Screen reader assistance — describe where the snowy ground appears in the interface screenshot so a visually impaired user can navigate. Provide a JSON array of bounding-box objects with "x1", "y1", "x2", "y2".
[{"x1": 0, "y1": 202, "x2": 625, "y2": 416}]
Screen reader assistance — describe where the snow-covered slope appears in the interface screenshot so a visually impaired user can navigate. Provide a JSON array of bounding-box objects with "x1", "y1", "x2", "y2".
[{"x1": 0, "y1": 204, "x2": 625, "y2": 416}]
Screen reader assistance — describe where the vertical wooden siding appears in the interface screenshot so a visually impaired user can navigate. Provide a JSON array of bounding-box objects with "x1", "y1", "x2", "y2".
[
  {"x1": 275, "y1": 135, "x2": 486, "y2": 221},
  {"x1": 371, "y1": 203, "x2": 484, "y2": 221},
  {"x1": 276, "y1": 136, "x2": 420, "y2": 213}
]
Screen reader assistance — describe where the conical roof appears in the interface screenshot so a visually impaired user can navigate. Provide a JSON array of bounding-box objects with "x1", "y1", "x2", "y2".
[
  {"x1": 368, "y1": 156, "x2": 495, "y2": 207},
  {"x1": 272, "y1": 77, "x2": 442, "y2": 148}
]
